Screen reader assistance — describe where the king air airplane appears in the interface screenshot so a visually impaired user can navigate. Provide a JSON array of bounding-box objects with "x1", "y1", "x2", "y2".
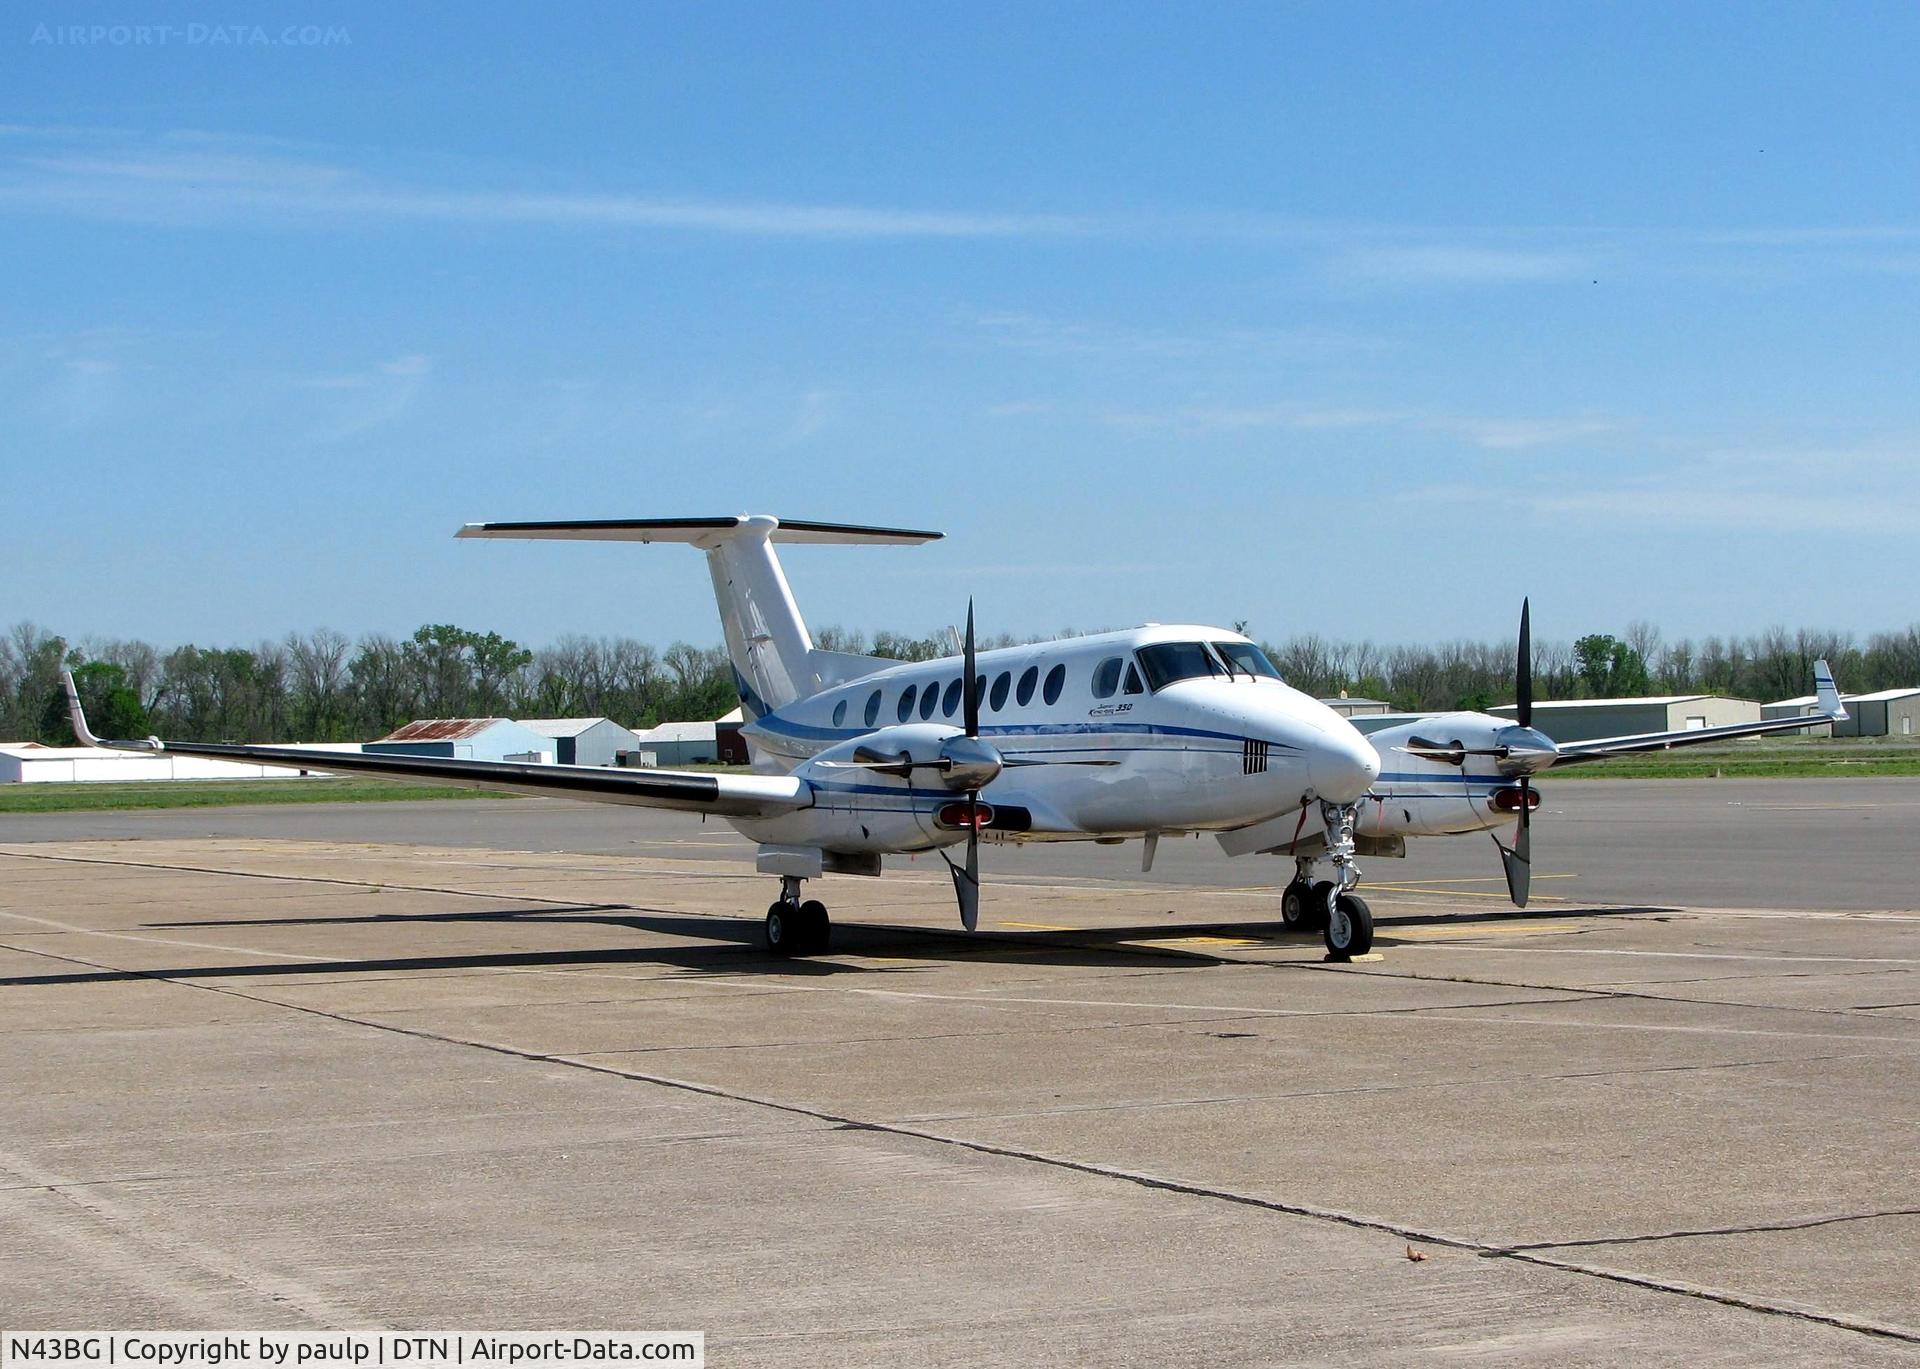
[{"x1": 63, "y1": 516, "x2": 1849, "y2": 963}]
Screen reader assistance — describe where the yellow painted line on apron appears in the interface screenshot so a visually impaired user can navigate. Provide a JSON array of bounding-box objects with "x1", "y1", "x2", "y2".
[
  {"x1": 1149, "y1": 935, "x2": 1267, "y2": 947},
  {"x1": 998, "y1": 920, "x2": 1078, "y2": 931},
  {"x1": 1382, "y1": 920, "x2": 1572, "y2": 940},
  {"x1": 1365, "y1": 883, "x2": 1571, "y2": 902},
  {"x1": 1357, "y1": 873, "x2": 1577, "y2": 886}
]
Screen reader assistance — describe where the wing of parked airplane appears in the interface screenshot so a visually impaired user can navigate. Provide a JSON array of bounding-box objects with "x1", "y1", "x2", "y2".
[
  {"x1": 59, "y1": 671, "x2": 810, "y2": 819},
  {"x1": 1547, "y1": 659, "x2": 1849, "y2": 766}
]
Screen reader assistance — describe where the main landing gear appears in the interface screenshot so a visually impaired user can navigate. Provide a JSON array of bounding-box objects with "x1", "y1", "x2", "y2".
[
  {"x1": 1280, "y1": 801, "x2": 1374, "y2": 962},
  {"x1": 765, "y1": 875, "x2": 831, "y2": 957}
]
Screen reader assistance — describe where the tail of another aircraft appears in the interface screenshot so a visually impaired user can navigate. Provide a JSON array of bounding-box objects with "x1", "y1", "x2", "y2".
[{"x1": 456, "y1": 515, "x2": 941, "y2": 718}]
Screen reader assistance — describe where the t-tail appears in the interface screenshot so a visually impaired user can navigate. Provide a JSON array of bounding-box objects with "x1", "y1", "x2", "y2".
[{"x1": 455, "y1": 515, "x2": 940, "y2": 719}]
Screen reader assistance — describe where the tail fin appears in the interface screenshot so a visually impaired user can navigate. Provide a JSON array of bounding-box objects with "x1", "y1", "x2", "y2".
[{"x1": 457, "y1": 515, "x2": 940, "y2": 717}]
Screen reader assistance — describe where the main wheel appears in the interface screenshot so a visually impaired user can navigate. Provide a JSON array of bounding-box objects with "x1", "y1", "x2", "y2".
[
  {"x1": 1323, "y1": 892, "x2": 1374, "y2": 961},
  {"x1": 796, "y1": 899, "x2": 832, "y2": 955},
  {"x1": 765, "y1": 901, "x2": 797, "y2": 957},
  {"x1": 1279, "y1": 879, "x2": 1311, "y2": 930}
]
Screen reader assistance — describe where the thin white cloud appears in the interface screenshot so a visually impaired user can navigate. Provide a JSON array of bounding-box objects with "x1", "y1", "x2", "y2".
[
  {"x1": 7, "y1": 128, "x2": 1920, "y2": 284},
  {"x1": 311, "y1": 353, "x2": 431, "y2": 442},
  {"x1": 1329, "y1": 245, "x2": 1599, "y2": 285},
  {"x1": 970, "y1": 310, "x2": 1380, "y2": 360},
  {"x1": 0, "y1": 141, "x2": 1088, "y2": 240},
  {"x1": 1090, "y1": 402, "x2": 1624, "y2": 450},
  {"x1": 1405, "y1": 444, "x2": 1920, "y2": 533}
]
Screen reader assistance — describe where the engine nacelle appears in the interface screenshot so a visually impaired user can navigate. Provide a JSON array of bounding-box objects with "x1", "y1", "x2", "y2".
[{"x1": 798, "y1": 723, "x2": 1003, "y2": 792}]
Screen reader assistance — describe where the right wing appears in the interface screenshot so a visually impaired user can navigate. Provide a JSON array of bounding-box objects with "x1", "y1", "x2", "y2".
[
  {"x1": 61, "y1": 672, "x2": 809, "y2": 819},
  {"x1": 1550, "y1": 659, "x2": 1849, "y2": 767}
]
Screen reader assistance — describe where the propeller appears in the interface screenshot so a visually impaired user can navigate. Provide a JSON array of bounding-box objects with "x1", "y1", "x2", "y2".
[
  {"x1": 1493, "y1": 598, "x2": 1534, "y2": 906},
  {"x1": 947, "y1": 600, "x2": 984, "y2": 931}
]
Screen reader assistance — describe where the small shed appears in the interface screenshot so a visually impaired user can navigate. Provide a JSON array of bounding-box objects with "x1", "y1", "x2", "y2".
[
  {"x1": 1489, "y1": 695, "x2": 1760, "y2": 744},
  {"x1": 518, "y1": 718, "x2": 641, "y2": 767},
  {"x1": 1321, "y1": 696, "x2": 1394, "y2": 718},
  {"x1": 367, "y1": 719, "x2": 553, "y2": 763}
]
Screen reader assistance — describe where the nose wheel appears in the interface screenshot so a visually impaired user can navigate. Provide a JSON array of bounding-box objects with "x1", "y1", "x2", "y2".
[{"x1": 1323, "y1": 890, "x2": 1373, "y2": 961}]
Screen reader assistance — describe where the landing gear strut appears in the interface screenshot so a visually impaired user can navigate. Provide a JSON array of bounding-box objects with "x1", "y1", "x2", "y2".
[
  {"x1": 765, "y1": 875, "x2": 831, "y2": 957},
  {"x1": 1278, "y1": 802, "x2": 1374, "y2": 960}
]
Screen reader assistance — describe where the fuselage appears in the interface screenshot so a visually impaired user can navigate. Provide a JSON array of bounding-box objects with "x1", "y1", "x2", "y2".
[{"x1": 731, "y1": 625, "x2": 1380, "y2": 855}]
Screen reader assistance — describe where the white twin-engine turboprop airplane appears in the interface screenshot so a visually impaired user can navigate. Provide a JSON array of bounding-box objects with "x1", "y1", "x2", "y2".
[{"x1": 63, "y1": 515, "x2": 1849, "y2": 963}]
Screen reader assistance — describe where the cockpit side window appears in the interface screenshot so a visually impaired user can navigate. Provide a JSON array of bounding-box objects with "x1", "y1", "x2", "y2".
[
  {"x1": 1135, "y1": 641, "x2": 1226, "y2": 691},
  {"x1": 1123, "y1": 663, "x2": 1144, "y2": 695}
]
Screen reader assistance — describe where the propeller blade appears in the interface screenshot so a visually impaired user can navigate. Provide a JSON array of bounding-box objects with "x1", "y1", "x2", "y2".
[
  {"x1": 1494, "y1": 778, "x2": 1533, "y2": 907},
  {"x1": 1516, "y1": 597, "x2": 1533, "y2": 731},
  {"x1": 949, "y1": 791, "x2": 982, "y2": 931},
  {"x1": 962, "y1": 599, "x2": 979, "y2": 738}
]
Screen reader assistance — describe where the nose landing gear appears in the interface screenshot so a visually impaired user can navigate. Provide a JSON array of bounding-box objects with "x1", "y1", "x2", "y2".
[{"x1": 1278, "y1": 802, "x2": 1374, "y2": 960}]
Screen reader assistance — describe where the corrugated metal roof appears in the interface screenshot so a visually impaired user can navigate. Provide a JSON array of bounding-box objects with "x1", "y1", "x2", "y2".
[
  {"x1": 518, "y1": 718, "x2": 623, "y2": 738},
  {"x1": 1845, "y1": 686, "x2": 1920, "y2": 703},
  {"x1": 379, "y1": 718, "x2": 515, "y2": 742}
]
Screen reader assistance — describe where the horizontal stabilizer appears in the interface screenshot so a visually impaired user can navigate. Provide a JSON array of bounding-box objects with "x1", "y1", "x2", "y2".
[{"x1": 457, "y1": 515, "x2": 941, "y2": 546}]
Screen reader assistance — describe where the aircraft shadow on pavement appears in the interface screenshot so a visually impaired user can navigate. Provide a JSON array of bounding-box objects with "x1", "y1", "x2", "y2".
[
  {"x1": 1, "y1": 903, "x2": 1228, "y2": 989},
  {"x1": 0, "y1": 900, "x2": 1682, "y2": 991}
]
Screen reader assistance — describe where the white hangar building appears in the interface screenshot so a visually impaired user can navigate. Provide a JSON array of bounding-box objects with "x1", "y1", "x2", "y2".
[{"x1": 518, "y1": 717, "x2": 642, "y2": 767}]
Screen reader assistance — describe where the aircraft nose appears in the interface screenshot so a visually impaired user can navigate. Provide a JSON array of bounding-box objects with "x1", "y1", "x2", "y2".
[{"x1": 1309, "y1": 725, "x2": 1380, "y2": 804}]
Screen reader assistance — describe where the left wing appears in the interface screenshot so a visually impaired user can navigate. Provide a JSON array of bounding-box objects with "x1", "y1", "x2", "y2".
[
  {"x1": 1550, "y1": 659, "x2": 1848, "y2": 767},
  {"x1": 60, "y1": 672, "x2": 809, "y2": 818}
]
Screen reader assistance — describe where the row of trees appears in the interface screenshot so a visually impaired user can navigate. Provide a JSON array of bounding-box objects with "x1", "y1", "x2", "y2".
[{"x1": 4, "y1": 618, "x2": 1916, "y2": 747}]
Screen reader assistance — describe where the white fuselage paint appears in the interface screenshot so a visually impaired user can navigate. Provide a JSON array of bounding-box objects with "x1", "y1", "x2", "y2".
[{"x1": 729, "y1": 625, "x2": 1381, "y2": 857}]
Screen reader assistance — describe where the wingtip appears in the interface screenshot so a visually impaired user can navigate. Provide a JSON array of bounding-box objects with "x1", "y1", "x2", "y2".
[{"x1": 60, "y1": 669, "x2": 100, "y2": 747}]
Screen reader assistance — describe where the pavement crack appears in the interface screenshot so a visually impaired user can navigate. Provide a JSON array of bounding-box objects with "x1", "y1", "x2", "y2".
[{"x1": 1497, "y1": 1206, "x2": 1920, "y2": 1254}]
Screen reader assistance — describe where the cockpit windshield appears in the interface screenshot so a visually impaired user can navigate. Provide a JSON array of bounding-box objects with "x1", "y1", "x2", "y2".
[
  {"x1": 1214, "y1": 641, "x2": 1281, "y2": 680},
  {"x1": 1135, "y1": 641, "x2": 1226, "y2": 691},
  {"x1": 1134, "y1": 640, "x2": 1284, "y2": 689}
]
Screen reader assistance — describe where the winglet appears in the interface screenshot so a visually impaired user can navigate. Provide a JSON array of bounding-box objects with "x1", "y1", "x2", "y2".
[
  {"x1": 60, "y1": 670, "x2": 160, "y2": 752},
  {"x1": 1813, "y1": 659, "x2": 1848, "y2": 722}
]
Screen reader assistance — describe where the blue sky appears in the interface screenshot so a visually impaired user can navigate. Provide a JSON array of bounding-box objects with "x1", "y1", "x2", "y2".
[{"x1": 6, "y1": 3, "x2": 1919, "y2": 653}]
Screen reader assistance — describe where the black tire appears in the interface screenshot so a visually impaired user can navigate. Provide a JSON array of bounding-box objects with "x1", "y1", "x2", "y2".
[
  {"x1": 1308, "y1": 880, "x2": 1336, "y2": 931},
  {"x1": 765, "y1": 901, "x2": 796, "y2": 957},
  {"x1": 1279, "y1": 880, "x2": 1310, "y2": 930},
  {"x1": 797, "y1": 899, "x2": 832, "y2": 955},
  {"x1": 1323, "y1": 892, "x2": 1374, "y2": 961}
]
